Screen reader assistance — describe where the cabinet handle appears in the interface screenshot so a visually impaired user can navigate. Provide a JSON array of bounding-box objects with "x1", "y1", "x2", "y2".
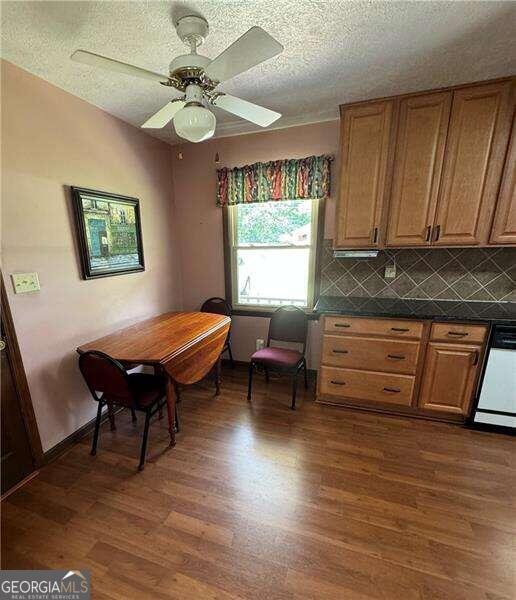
[
  {"x1": 334, "y1": 323, "x2": 351, "y2": 328},
  {"x1": 372, "y1": 227, "x2": 379, "y2": 244},
  {"x1": 472, "y1": 350, "x2": 479, "y2": 366},
  {"x1": 332, "y1": 349, "x2": 349, "y2": 354},
  {"x1": 330, "y1": 380, "x2": 346, "y2": 386},
  {"x1": 387, "y1": 354, "x2": 405, "y2": 360},
  {"x1": 433, "y1": 224, "x2": 441, "y2": 241},
  {"x1": 391, "y1": 327, "x2": 409, "y2": 332},
  {"x1": 447, "y1": 331, "x2": 468, "y2": 337},
  {"x1": 425, "y1": 225, "x2": 432, "y2": 242},
  {"x1": 383, "y1": 387, "x2": 401, "y2": 393}
]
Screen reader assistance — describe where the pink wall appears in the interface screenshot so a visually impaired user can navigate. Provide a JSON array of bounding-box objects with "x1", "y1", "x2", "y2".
[
  {"x1": 1, "y1": 61, "x2": 183, "y2": 451},
  {"x1": 171, "y1": 121, "x2": 340, "y2": 368}
]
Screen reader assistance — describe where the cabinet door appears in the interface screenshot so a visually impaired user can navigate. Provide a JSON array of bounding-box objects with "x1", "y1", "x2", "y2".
[
  {"x1": 335, "y1": 100, "x2": 394, "y2": 248},
  {"x1": 490, "y1": 113, "x2": 516, "y2": 244},
  {"x1": 433, "y1": 81, "x2": 513, "y2": 246},
  {"x1": 418, "y1": 342, "x2": 482, "y2": 416},
  {"x1": 386, "y1": 92, "x2": 451, "y2": 246}
]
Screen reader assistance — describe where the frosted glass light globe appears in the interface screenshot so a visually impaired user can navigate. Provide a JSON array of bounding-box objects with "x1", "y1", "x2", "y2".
[{"x1": 173, "y1": 105, "x2": 216, "y2": 143}]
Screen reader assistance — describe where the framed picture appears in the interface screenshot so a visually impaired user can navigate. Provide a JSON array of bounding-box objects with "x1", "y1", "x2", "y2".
[{"x1": 71, "y1": 187, "x2": 145, "y2": 279}]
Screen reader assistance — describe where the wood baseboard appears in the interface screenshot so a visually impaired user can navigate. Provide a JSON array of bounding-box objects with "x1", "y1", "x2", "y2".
[
  {"x1": 1, "y1": 470, "x2": 40, "y2": 501},
  {"x1": 43, "y1": 406, "x2": 124, "y2": 465},
  {"x1": 315, "y1": 396, "x2": 465, "y2": 424}
]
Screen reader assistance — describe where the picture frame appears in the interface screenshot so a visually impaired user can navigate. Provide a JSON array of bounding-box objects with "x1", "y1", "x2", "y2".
[{"x1": 71, "y1": 186, "x2": 145, "y2": 279}]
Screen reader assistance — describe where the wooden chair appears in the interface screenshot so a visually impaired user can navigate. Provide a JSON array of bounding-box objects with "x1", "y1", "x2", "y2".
[
  {"x1": 78, "y1": 350, "x2": 177, "y2": 470},
  {"x1": 201, "y1": 297, "x2": 234, "y2": 368},
  {"x1": 247, "y1": 305, "x2": 308, "y2": 410}
]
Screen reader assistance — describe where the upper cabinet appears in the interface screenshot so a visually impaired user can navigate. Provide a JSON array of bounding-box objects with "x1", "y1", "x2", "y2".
[
  {"x1": 334, "y1": 100, "x2": 394, "y2": 248},
  {"x1": 490, "y1": 113, "x2": 516, "y2": 245},
  {"x1": 334, "y1": 77, "x2": 515, "y2": 249},
  {"x1": 433, "y1": 81, "x2": 513, "y2": 246},
  {"x1": 387, "y1": 92, "x2": 451, "y2": 246}
]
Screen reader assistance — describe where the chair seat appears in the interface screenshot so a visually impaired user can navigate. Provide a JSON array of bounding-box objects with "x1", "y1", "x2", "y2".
[
  {"x1": 251, "y1": 347, "x2": 303, "y2": 368},
  {"x1": 128, "y1": 373, "x2": 166, "y2": 408}
]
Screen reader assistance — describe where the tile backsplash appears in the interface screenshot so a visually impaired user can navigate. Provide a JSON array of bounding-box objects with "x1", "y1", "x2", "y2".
[{"x1": 320, "y1": 241, "x2": 516, "y2": 302}]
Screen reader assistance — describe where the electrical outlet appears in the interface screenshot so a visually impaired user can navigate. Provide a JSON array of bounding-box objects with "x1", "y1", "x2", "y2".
[
  {"x1": 256, "y1": 338, "x2": 265, "y2": 351},
  {"x1": 11, "y1": 272, "x2": 40, "y2": 294},
  {"x1": 384, "y1": 264, "x2": 396, "y2": 279}
]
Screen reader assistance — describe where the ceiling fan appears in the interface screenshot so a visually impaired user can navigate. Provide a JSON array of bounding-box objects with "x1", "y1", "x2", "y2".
[{"x1": 71, "y1": 15, "x2": 283, "y2": 143}]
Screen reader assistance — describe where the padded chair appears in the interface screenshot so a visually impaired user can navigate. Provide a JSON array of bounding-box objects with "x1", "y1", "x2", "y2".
[
  {"x1": 201, "y1": 297, "x2": 234, "y2": 368},
  {"x1": 78, "y1": 350, "x2": 176, "y2": 470},
  {"x1": 247, "y1": 305, "x2": 309, "y2": 410}
]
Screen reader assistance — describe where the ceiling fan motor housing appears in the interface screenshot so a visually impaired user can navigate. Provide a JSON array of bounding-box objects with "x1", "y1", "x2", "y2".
[
  {"x1": 167, "y1": 53, "x2": 216, "y2": 92},
  {"x1": 175, "y1": 15, "x2": 209, "y2": 48}
]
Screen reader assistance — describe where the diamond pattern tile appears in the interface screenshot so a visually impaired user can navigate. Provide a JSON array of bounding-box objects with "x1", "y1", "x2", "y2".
[{"x1": 320, "y1": 240, "x2": 516, "y2": 301}]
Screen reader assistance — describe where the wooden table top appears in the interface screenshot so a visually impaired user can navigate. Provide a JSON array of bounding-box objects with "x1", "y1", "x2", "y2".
[{"x1": 76, "y1": 311, "x2": 231, "y2": 365}]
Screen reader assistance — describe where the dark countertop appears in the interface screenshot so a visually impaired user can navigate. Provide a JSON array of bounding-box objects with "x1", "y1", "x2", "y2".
[{"x1": 314, "y1": 296, "x2": 516, "y2": 323}]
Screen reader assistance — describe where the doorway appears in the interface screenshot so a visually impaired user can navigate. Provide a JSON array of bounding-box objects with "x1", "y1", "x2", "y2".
[{"x1": 1, "y1": 277, "x2": 42, "y2": 495}]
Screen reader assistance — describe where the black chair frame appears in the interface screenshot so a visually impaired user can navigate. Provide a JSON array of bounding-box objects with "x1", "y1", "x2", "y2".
[
  {"x1": 247, "y1": 306, "x2": 309, "y2": 410},
  {"x1": 79, "y1": 350, "x2": 179, "y2": 471},
  {"x1": 200, "y1": 297, "x2": 234, "y2": 368}
]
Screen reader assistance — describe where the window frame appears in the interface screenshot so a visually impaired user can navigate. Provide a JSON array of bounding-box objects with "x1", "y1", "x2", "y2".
[{"x1": 222, "y1": 199, "x2": 325, "y2": 317}]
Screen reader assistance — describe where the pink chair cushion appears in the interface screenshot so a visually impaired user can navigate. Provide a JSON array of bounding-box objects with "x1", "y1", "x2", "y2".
[{"x1": 251, "y1": 347, "x2": 303, "y2": 367}]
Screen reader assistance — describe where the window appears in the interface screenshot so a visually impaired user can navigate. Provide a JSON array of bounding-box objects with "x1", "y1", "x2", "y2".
[{"x1": 225, "y1": 199, "x2": 322, "y2": 310}]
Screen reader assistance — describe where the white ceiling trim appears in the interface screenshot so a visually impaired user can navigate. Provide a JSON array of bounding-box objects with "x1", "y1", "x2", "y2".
[{"x1": 206, "y1": 109, "x2": 339, "y2": 144}]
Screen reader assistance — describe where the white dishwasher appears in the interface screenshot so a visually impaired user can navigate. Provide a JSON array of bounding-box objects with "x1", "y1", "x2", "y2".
[{"x1": 472, "y1": 324, "x2": 516, "y2": 432}]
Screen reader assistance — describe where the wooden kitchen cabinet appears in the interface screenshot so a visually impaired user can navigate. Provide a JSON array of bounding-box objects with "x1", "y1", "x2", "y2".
[
  {"x1": 335, "y1": 77, "x2": 515, "y2": 249},
  {"x1": 490, "y1": 113, "x2": 516, "y2": 245},
  {"x1": 387, "y1": 92, "x2": 451, "y2": 246},
  {"x1": 433, "y1": 81, "x2": 513, "y2": 246},
  {"x1": 418, "y1": 342, "x2": 483, "y2": 416},
  {"x1": 334, "y1": 100, "x2": 395, "y2": 248},
  {"x1": 317, "y1": 315, "x2": 488, "y2": 423}
]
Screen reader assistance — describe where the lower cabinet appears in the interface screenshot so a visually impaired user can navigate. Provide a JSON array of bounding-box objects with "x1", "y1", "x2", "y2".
[
  {"x1": 317, "y1": 315, "x2": 488, "y2": 423},
  {"x1": 418, "y1": 342, "x2": 482, "y2": 416},
  {"x1": 319, "y1": 366, "x2": 415, "y2": 407}
]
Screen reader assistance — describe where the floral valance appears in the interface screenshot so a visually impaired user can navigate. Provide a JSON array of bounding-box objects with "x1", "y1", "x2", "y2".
[{"x1": 216, "y1": 154, "x2": 333, "y2": 206}]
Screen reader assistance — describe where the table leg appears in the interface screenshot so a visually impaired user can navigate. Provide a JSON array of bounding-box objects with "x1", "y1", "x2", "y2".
[
  {"x1": 165, "y1": 376, "x2": 176, "y2": 447},
  {"x1": 215, "y1": 355, "x2": 221, "y2": 396}
]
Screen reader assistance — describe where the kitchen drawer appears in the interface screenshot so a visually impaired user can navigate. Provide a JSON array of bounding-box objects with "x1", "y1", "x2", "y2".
[
  {"x1": 322, "y1": 335, "x2": 420, "y2": 375},
  {"x1": 319, "y1": 366, "x2": 415, "y2": 406},
  {"x1": 430, "y1": 322, "x2": 488, "y2": 344},
  {"x1": 324, "y1": 315, "x2": 423, "y2": 339}
]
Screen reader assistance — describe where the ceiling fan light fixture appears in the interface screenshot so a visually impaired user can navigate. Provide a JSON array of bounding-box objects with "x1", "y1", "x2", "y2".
[{"x1": 173, "y1": 104, "x2": 216, "y2": 143}]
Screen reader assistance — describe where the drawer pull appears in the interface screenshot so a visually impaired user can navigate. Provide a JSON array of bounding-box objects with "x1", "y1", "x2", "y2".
[
  {"x1": 387, "y1": 354, "x2": 405, "y2": 360},
  {"x1": 447, "y1": 331, "x2": 468, "y2": 337},
  {"x1": 332, "y1": 349, "x2": 349, "y2": 354},
  {"x1": 391, "y1": 327, "x2": 410, "y2": 332},
  {"x1": 383, "y1": 387, "x2": 401, "y2": 393},
  {"x1": 330, "y1": 380, "x2": 346, "y2": 386},
  {"x1": 334, "y1": 323, "x2": 351, "y2": 328}
]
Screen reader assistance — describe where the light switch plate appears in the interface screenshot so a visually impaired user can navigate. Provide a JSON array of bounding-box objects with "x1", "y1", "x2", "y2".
[
  {"x1": 384, "y1": 264, "x2": 396, "y2": 279},
  {"x1": 11, "y1": 272, "x2": 40, "y2": 294}
]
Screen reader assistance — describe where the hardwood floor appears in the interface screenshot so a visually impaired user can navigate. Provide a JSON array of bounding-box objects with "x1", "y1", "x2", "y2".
[{"x1": 2, "y1": 365, "x2": 515, "y2": 599}]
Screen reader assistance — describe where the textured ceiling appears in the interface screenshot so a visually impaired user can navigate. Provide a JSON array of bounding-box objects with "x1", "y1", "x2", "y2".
[{"x1": 2, "y1": 1, "x2": 515, "y2": 145}]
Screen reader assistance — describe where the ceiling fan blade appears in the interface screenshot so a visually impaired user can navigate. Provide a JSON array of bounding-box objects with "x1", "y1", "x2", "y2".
[
  {"x1": 71, "y1": 50, "x2": 169, "y2": 83},
  {"x1": 141, "y1": 100, "x2": 186, "y2": 128},
  {"x1": 212, "y1": 93, "x2": 281, "y2": 127},
  {"x1": 205, "y1": 26, "x2": 283, "y2": 83}
]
